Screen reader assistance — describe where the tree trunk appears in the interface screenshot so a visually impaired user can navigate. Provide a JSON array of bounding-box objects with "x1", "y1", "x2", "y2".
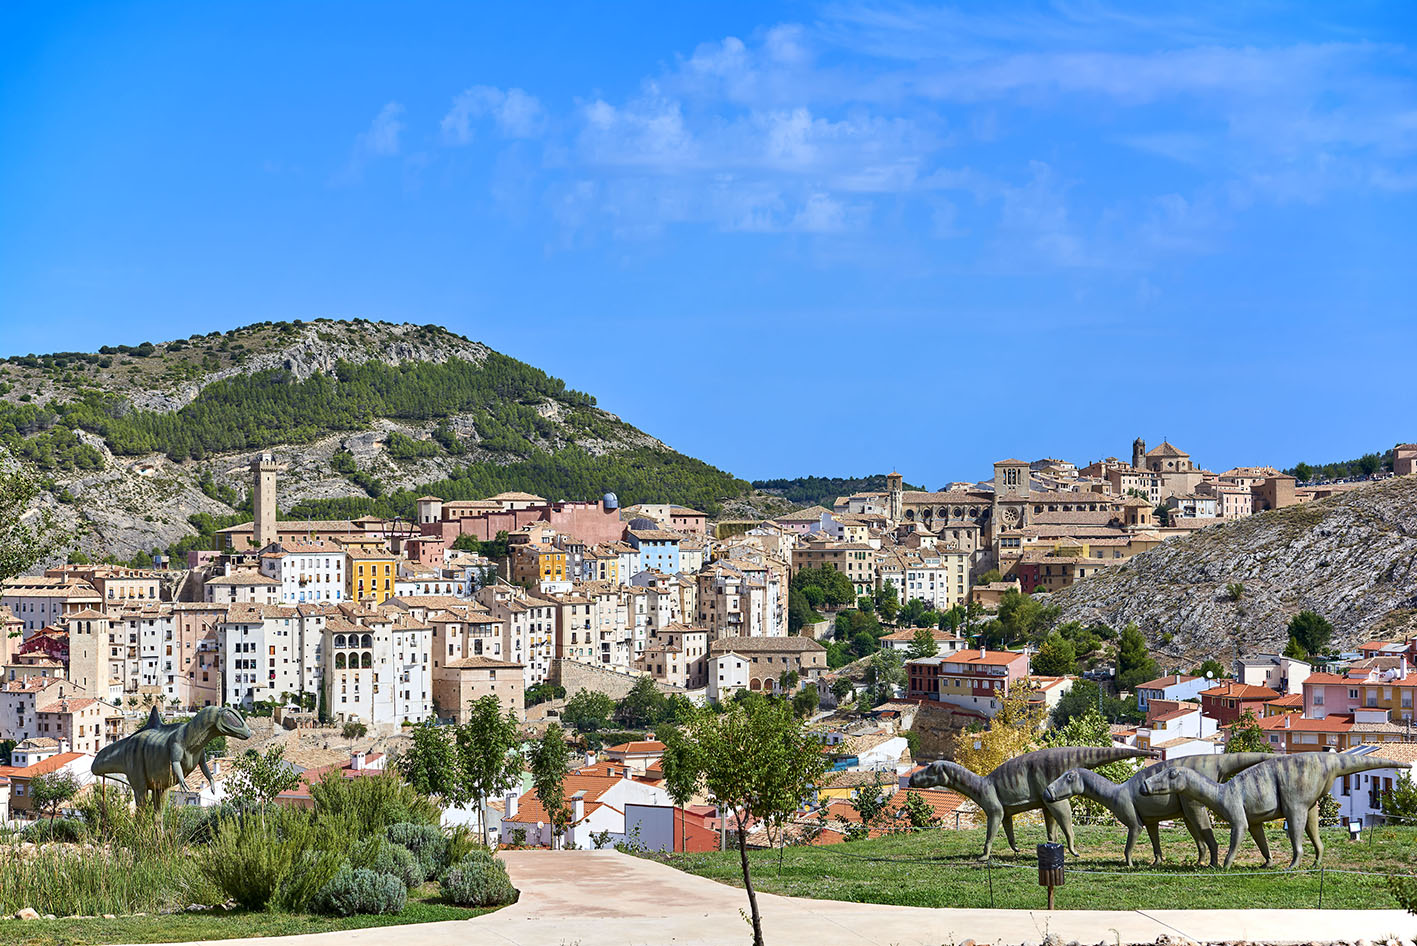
[{"x1": 735, "y1": 811, "x2": 764, "y2": 946}]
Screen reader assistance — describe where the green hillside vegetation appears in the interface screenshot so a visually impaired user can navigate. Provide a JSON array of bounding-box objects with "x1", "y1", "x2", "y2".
[
  {"x1": 751, "y1": 474, "x2": 924, "y2": 509},
  {"x1": 17, "y1": 355, "x2": 597, "y2": 462},
  {"x1": 289, "y1": 446, "x2": 745, "y2": 522},
  {"x1": 1286, "y1": 448, "x2": 1395, "y2": 483}
]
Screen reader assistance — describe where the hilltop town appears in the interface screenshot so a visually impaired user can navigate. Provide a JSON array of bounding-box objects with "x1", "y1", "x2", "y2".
[{"x1": 3, "y1": 437, "x2": 1416, "y2": 850}]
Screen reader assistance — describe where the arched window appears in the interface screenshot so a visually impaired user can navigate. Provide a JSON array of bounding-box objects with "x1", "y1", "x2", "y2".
[
  {"x1": 361, "y1": 634, "x2": 373, "y2": 648},
  {"x1": 334, "y1": 653, "x2": 346, "y2": 669},
  {"x1": 333, "y1": 634, "x2": 346, "y2": 648},
  {"x1": 361, "y1": 652, "x2": 372, "y2": 669},
  {"x1": 749, "y1": 678, "x2": 761, "y2": 691}
]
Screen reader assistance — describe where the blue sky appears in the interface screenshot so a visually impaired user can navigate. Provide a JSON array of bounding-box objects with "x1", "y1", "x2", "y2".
[{"x1": 2, "y1": 2, "x2": 1414, "y2": 483}]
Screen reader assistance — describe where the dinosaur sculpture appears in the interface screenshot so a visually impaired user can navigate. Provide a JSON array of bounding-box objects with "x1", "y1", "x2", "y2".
[
  {"x1": 1140, "y1": 752, "x2": 1403, "y2": 868},
  {"x1": 1043, "y1": 753, "x2": 1272, "y2": 866},
  {"x1": 910, "y1": 746, "x2": 1150, "y2": 858},
  {"x1": 92, "y1": 705, "x2": 252, "y2": 809}
]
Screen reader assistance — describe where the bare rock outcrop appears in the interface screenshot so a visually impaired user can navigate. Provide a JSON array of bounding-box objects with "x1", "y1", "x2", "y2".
[{"x1": 1049, "y1": 476, "x2": 1417, "y2": 662}]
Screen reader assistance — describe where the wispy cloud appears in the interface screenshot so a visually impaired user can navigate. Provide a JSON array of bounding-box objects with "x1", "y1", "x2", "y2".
[
  {"x1": 334, "y1": 102, "x2": 405, "y2": 185},
  {"x1": 397, "y1": 2, "x2": 1416, "y2": 260},
  {"x1": 443, "y1": 86, "x2": 546, "y2": 143}
]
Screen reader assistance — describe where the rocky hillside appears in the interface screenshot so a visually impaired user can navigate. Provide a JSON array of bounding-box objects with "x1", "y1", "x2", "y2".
[
  {"x1": 1049, "y1": 476, "x2": 1417, "y2": 662},
  {"x1": 0, "y1": 320, "x2": 757, "y2": 560}
]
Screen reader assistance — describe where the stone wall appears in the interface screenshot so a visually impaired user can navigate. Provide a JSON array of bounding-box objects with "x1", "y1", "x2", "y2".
[{"x1": 549, "y1": 659, "x2": 685, "y2": 700}]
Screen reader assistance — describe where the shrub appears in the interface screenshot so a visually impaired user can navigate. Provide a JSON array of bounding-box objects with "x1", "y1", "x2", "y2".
[
  {"x1": 348, "y1": 837, "x2": 424, "y2": 889},
  {"x1": 444, "y1": 823, "x2": 483, "y2": 867},
  {"x1": 201, "y1": 810, "x2": 345, "y2": 912},
  {"x1": 310, "y1": 773, "x2": 440, "y2": 840},
  {"x1": 440, "y1": 852, "x2": 517, "y2": 907},
  {"x1": 22, "y1": 817, "x2": 86, "y2": 843},
  {"x1": 312, "y1": 867, "x2": 407, "y2": 917},
  {"x1": 387, "y1": 821, "x2": 448, "y2": 877}
]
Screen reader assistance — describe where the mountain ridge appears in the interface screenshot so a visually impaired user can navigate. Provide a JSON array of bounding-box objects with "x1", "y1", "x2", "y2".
[{"x1": 0, "y1": 319, "x2": 779, "y2": 560}]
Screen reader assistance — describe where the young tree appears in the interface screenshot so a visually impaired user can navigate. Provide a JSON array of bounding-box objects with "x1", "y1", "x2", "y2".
[
  {"x1": 777, "y1": 668, "x2": 800, "y2": 693},
  {"x1": 1115, "y1": 623, "x2": 1160, "y2": 691},
  {"x1": 953, "y1": 686, "x2": 1042, "y2": 774},
  {"x1": 866, "y1": 647, "x2": 904, "y2": 703},
  {"x1": 1031, "y1": 633, "x2": 1077, "y2": 676},
  {"x1": 617, "y1": 677, "x2": 667, "y2": 729},
  {"x1": 659, "y1": 725, "x2": 702, "y2": 853},
  {"x1": 398, "y1": 721, "x2": 464, "y2": 806},
  {"x1": 848, "y1": 770, "x2": 892, "y2": 836},
  {"x1": 1282, "y1": 635, "x2": 1309, "y2": 661},
  {"x1": 905, "y1": 627, "x2": 938, "y2": 661},
  {"x1": 30, "y1": 770, "x2": 80, "y2": 827},
  {"x1": 874, "y1": 581, "x2": 900, "y2": 623},
  {"x1": 454, "y1": 695, "x2": 524, "y2": 838},
  {"x1": 1224, "y1": 709, "x2": 1273, "y2": 754},
  {"x1": 1287, "y1": 610, "x2": 1334, "y2": 657},
  {"x1": 562, "y1": 689, "x2": 615, "y2": 732},
  {"x1": 1225, "y1": 582, "x2": 1245, "y2": 602},
  {"x1": 528, "y1": 723, "x2": 572, "y2": 849},
  {"x1": 1382, "y1": 772, "x2": 1417, "y2": 825},
  {"x1": 226, "y1": 745, "x2": 302, "y2": 808},
  {"x1": 680, "y1": 699, "x2": 828, "y2": 946},
  {"x1": 791, "y1": 683, "x2": 819, "y2": 718},
  {"x1": 829, "y1": 676, "x2": 855, "y2": 705},
  {"x1": 1190, "y1": 658, "x2": 1227, "y2": 680},
  {"x1": 902, "y1": 790, "x2": 942, "y2": 829}
]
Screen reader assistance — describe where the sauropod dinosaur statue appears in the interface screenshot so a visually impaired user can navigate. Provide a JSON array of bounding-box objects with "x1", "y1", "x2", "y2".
[
  {"x1": 909, "y1": 746, "x2": 1151, "y2": 858},
  {"x1": 1139, "y1": 751, "x2": 1404, "y2": 868},
  {"x1": 92, "y1": 705, "x2": 252, "y2": 809},
  {"x1": 1043, "y1": 752, "x2": 1272, "y2": 866}
]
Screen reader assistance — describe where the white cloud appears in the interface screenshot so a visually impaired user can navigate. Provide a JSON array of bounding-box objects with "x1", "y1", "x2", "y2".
[
  {"x1": 359, "y1": 102, "x2": 404, "y2": 157},
  {"x1": 443, "y1": 86, "x2": 546, "y2": 144}
]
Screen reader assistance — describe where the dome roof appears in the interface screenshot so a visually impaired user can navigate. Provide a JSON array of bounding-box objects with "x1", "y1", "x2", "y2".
[{"x1": 602, "y1": 491, "x2": 619, "y2": 510}]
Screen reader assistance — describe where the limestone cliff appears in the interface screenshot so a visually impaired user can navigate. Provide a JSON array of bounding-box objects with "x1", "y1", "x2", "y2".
[{"x1": 1048, "y1": 476, "x2": 1417, "y2": 661}]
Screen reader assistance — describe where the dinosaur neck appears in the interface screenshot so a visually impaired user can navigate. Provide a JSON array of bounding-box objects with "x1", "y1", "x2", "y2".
[
  {"x1": 182, "y1": 715, "x2": 216, "y2": 752},
  {"x1": 1076, "y1": 769, "x2": 1122, "y2": 803},
  {"x1": 1179, "y1": 772, "x2": 1226, "y2": 808},
  {"x1": 949, "y1": 764, "x2": 989, "y2": 800}
]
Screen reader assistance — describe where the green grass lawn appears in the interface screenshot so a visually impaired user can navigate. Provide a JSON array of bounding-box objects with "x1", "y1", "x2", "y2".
[
  {"x1": 653, "y1": 822, "x2": 1417, "y2": 911},
  {"x1": 0, "y1": 886, "x2": 496, "y2": 946}
]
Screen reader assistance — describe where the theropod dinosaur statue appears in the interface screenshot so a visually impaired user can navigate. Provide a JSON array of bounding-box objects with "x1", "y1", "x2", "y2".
[
  {"x1": 92, "y1": 705, "x2": 252, "y2": 809},
  {"x1": 1043, "y1": 753, "x2": 1272, "y2": 866},
  {"x1": 910, "y1": 746, "x2": 1150, "y2": 858},
  {"x1": 1140, "y1": 751, "x2": 1403, "y2": 868}
]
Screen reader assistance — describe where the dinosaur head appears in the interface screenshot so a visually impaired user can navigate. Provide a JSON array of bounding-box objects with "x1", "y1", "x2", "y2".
[
  {"x1": 1043, "y1": 769, "x2": 1084, "y2": 803},
  {"x1": 1140, "y1": 765, "x2": 1191, "y2": 796},
  {"x1": 910, "y1": 760, "x2": 968, "y2": 791},
  {"x1": 208, "y1": 705, "x2": 253, "y2": 741}
]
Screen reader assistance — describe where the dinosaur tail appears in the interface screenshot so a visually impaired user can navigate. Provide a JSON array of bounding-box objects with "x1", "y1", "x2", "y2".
[
  {"x1": 1333, "y1": 755, "x2": 1408, "y2": 777},
  {"x1": 1069, "y1": 745, "x2": 1153, "y2": 768}
]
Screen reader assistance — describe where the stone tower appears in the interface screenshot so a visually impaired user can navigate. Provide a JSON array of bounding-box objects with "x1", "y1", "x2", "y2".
[
  {"x1": 886, "y1": 471, "x2": 904, "y2": 523},
  {"x1": 1132, "y1": 438, "x2": 1147, "y2": 470},
  {"x1": 251, "y1": 451, "x2": 280, "y2": 548},
  {"x1": 66, "y1": 610, "x2": 110, "y2": 700}
]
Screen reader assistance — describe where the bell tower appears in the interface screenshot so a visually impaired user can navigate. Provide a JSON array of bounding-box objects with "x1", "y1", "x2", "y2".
[
  {"x1": 1132, "y1": 438, "x2": 1146, "y2": 470},
  {"x1": 886, "y1": 471, "x2": 903, "y2": 523},
  {"x1": 251, "y1": 452, "x2": 281, "y2": 548}
]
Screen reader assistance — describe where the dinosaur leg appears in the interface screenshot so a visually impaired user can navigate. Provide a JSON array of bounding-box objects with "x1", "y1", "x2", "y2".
[
  {"x1": 1249, "y1": 821, "x2": 1272, "y2": 869},
  {"x1": 1002, "y1": 812, "x2": 1019, "y2": 852},
  {"x1": 1045, "y1": 800, "x2": 1079, "y2": 856},
  {"x1": 1280, "y1": 802, "x2": 1307, "y2": 869},
  {"x1": 1145, "y1": 821, "x2": 1163, "y2": 865},
  {"x1": 1223, "y1": 817, "x2": 1243, "y2": 869},
  {"x1": 983, "y1": 807, "x2": 1002, "y2": 860},
  {"x1": 1179, "y1": 801, "x2": 1217, "y2": 866},
  {"x1": 1041, "y1": 806, "x2": 1055, "y2": 841},
  {"x1": 1305, "y1": 804, "x2": 1324, "y2": 866},
  {"x1": 1123, "y1": 822, "x2": 1137, "y2": 867}
]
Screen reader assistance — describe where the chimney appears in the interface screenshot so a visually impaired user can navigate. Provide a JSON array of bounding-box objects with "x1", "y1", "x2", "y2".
[
  {"x1": 980, "y1": 644, "x2": 987, "y2": 658},
  {"x1": 571, "y1": 791, "x2": 585, "y2": 823},
  {"x1": 351, "y1": 751, "x2": 366, "y2": 771},
  {"x1": 505, "y1": 790, "x2": 519, "y2": 820}
]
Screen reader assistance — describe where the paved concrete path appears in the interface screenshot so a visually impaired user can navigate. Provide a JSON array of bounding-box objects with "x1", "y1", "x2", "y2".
[{"x1": 130, "y1": 850, "x2": 1417, "y2": 946}]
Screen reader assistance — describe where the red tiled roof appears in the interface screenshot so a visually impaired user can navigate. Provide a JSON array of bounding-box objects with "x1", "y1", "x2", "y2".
[
  {"x1": 0, "y1": 752, "x2": 84, "y2": 779},
  {"x1": 1201, "y1": 682, "x2": 1280, "y2": 700}
]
